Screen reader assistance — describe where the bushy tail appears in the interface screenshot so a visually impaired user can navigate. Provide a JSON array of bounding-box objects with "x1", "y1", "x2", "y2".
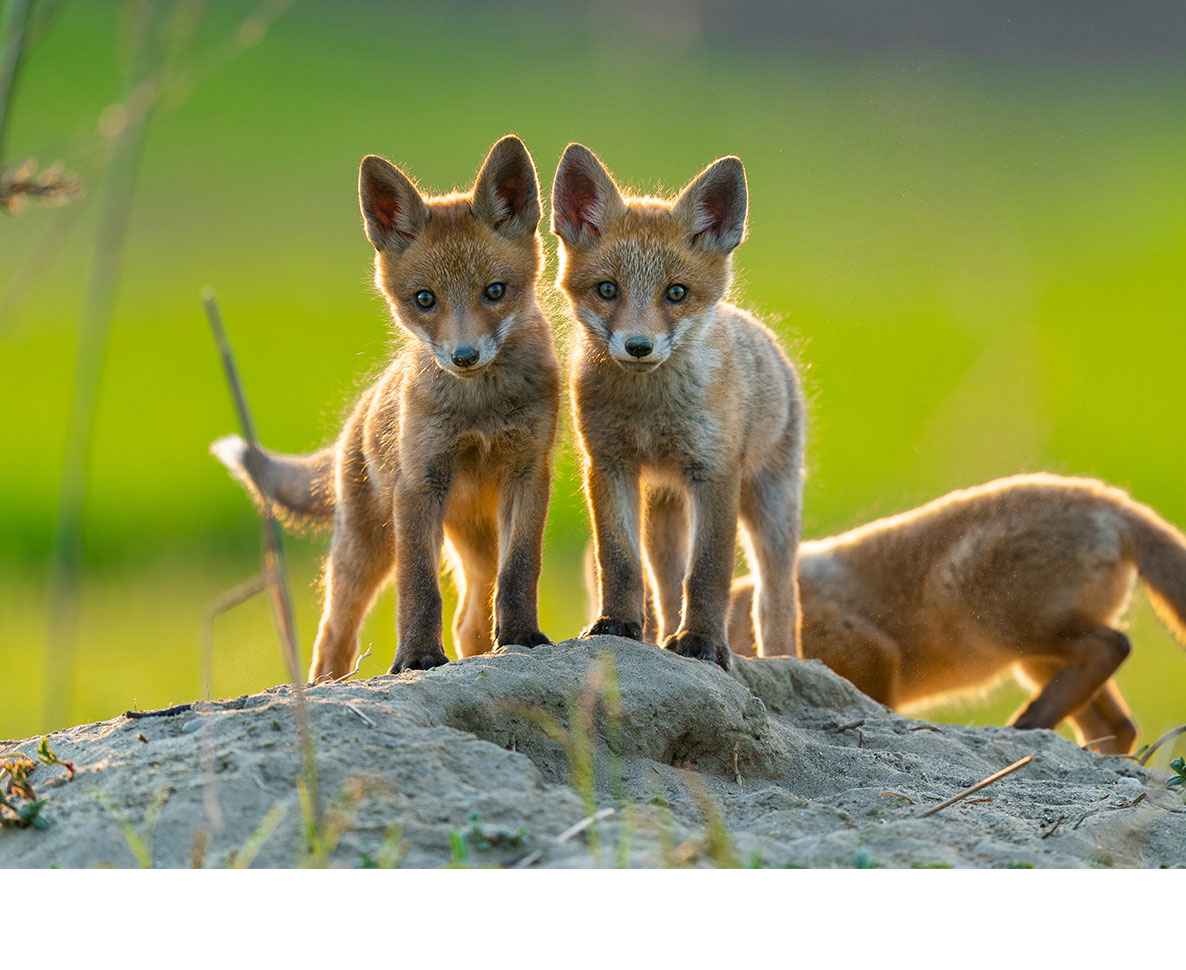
[
  {"x1": 1122, "y1": 498, "x2": 1186, "y2": 647},
  {"x1": 210, "y1": 435, "x2": 336, "y2": 532}
]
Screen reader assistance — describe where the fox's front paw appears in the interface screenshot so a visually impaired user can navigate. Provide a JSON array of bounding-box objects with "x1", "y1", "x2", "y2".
[
  {"x1": 390, "y1": 646, "x2": 449, "y2": 674},
  {"x1": 583, "y1": 616, "x2": 644, "y2": 641},
  {"x1": 495, "y1": 628, "x2": 551, "y2": 650},
  {"x1": 663, "y1": 631, "x2": 731, "y2": 670}
]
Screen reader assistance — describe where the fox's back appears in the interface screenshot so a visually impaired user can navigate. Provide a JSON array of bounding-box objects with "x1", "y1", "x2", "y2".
[{"x1": 803, "y1": 474, "x2": 1139, "y2": 642}]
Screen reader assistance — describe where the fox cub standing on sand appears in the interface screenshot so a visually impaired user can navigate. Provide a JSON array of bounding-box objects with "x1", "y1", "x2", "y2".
[
  {"x1": 552, "y1": 144, "x2": 805, "y2": 670},
  {"x1": 213, "y1": 135, "x2": 561, "y2": 680},
  {"x1": 727, "y1": 474, "x2": 1186, "y2": 753}
]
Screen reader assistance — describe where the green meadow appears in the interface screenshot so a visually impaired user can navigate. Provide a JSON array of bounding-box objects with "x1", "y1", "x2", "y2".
[{"x1": 1, "y1": 2, "x2": 1183, "y2": 752}]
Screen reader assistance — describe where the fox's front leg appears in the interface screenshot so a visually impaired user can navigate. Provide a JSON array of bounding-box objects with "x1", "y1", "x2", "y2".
[
  {"x1": 583, "y1": 461, "x2": 645, "y2": 641},
  {"x1": 493, "y1": 459, "x2": 552, "y2": 650},
  {"x1": 391, "y1": 483, "x2": 450, "y2": 673},
  {"x1": 664, "y1": 470, "x2": 741, "y2": 669}
]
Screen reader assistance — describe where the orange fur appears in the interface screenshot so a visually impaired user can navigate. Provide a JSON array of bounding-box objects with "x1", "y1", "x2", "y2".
[
  {"x1": 553, "y1": 144, "x2": 804, "y2": 669},
  {"x1": 727, "y1": 473, "x2": 1186, "y2": 753},
  {"x1": 213, "y1": 136, "x2": 560, "y2": 678}
]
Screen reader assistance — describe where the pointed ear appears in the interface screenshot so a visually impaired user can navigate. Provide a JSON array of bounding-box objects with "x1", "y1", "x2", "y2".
[
  {"x1": 471, "y1": 135, "x2": 541, "y2": 240},
  {"x1": 358, "y1": 154, "x2": 429, "y2": 252},
  {"x1": 550, "y1": 143, "x2": 625, "y2": 247},
  {"x1": 672, "y1": 156, "x2": 748, "y2": 253}
]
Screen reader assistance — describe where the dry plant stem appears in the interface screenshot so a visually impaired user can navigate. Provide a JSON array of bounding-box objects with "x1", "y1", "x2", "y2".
[
  {"x1": 0, "y1": 1, "x2": 292, "y2": 334},
  {"x1": 201, "y1": 294, "x2": 301, "y2": 681},
  {"x1": 334, "y1": 647, "x2": 372, "y2": 682},
  {"x1": 201, "y1": 574, "x2": 266, "y2": 699},
  {"x1": 511, "y1": 807, "x2": 616, "y2": 869},
  {"x1": 43, "y1": 0, "x2": 159, "y2": 731},
  {"x1": 1137, "y1": 724, "x2": 1186, "y2": 767},
  {"x1": 202, "y1": 290, "x2": 319, "y2": 825},
  {"x1": 198, "y1": 574, "x2": 269, "y2": 837},
  {"x1": 556, "y1": 806, "x2": 615, "y2": 844},
  {"x1": 917, "y1": 754, "x2": 1035, "y2": 818},
  {"x1": 345, "y1": 704, "x2": 375, "y2": 728},
  {"x1": 0, "y1": 0, "x2": 32, "y2": 166}
]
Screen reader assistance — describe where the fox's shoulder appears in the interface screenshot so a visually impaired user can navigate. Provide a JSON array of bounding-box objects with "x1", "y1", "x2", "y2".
[
  {"x1": 716, "y1": 301, "x2": 796, "y2": 367},
  {"x1": 717, "y1": 301, "x2": 779, "y2": 339}
]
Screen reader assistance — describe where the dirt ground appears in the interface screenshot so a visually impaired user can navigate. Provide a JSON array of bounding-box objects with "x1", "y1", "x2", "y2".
[{"x1": 2, "y1": 636, "x2": 1183, "y2": 868}]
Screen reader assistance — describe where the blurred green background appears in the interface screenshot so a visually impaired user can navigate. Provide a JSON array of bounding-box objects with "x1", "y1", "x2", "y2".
[{"x1": 1, "y1": 0, "x2": 1183, "y2": 755}]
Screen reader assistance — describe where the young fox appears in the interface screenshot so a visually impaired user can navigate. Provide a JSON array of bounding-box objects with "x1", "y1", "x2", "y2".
[
  {"x1": 726, "y1": 473, "x2": 1186, "y2": 753},
  {"x1": 552, "y1": 144, "x2": 805, "y2": 670},
  {"x1": 212, "y1": 135, "x2": 561, "y2": 680}
]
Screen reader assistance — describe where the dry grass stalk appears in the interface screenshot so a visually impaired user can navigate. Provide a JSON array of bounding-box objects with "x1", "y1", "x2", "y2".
[
  {"x1": 43, "y1": 0, "x2": 183, "y2": 731},
  {"x1": 917, "y1": 754, "x2": 1035, "y2": 818},
  {"x1": 1137, "y1": 724, "x2": 1186, "y2": 766},
  {"x1": 202, "y1": 289, "x2": 319, "y2": 826}
]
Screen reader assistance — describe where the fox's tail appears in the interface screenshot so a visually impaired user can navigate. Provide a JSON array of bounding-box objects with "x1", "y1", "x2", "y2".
[
  {"x1": 210, "y1": 435, "x2": 336, "y2": 531},
  {"x1": 1121, "y1": 496, "x2": 1186, "y2": 647}
]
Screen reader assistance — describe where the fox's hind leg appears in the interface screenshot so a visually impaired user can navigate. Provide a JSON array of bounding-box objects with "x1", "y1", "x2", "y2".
[
  {"x1": 642, "y1": 486, "x2": 689, "y2": 643},
  {"x1": 1010, "y1": 627, "x2": 1132, "y2": 736},
  {"x1": 739, "y1": 468, "x2": 802, "y2": 659},
  {"x1": 1016, "y1": 659, "x2": 1137, "y2": 754},
  {"x1": 445, "y1": 515, "x2": 498, "y2": 658},
  {"x1": 309, "y1": 508, "x2": 394, "y2": 682}
]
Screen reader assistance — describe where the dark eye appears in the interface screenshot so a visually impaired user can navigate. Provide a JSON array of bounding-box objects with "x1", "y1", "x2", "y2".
[
  {"x1": 415, "y1": 290, "x2": 436, "y2": 309},
  {"x1": 597, "y1": 281, "x2": 618, "y2": 300},
  {"x1": 665, "y1": 284, "x2": 687, "y2": 303},
  {"x1": 484, "y1": 282, "x2": 506, "y2": 302}
]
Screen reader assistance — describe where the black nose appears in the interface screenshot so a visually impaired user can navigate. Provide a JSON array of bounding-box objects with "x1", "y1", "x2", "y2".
[
  {"x1": 624, "y1": 336, "x2": 653, "y2": 359},
  {"x1": 451, "y1": 346, "x2": 480, "y2": 368}
]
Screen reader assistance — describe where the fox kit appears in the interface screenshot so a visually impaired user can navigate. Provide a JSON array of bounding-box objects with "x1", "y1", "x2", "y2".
[
  {"x1": 552, "y1": 144, "x2": 805, "y2": 670},
  {"x1": 212, "y1": 135, "x2": 561, "y2": 680},
  {"x1": 727, "y1": 473, "x2": 1186, "y2": 753}
]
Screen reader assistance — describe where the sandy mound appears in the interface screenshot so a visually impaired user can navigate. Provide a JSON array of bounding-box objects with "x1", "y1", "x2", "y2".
[{"x1": 2, "y1": 637, "x2": 1183, "y2": 868}]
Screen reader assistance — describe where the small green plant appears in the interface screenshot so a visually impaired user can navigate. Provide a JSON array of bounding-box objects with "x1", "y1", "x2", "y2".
[
  {"x1": 444, "y1": 813, "x2": 529, "y2": 868},
  {"x1": 359, "y1": 822, "x2": 409, "y2": 869},
  {"x1": 1168, "y1": 757, "x2": 1186, "y2": 800},
  {"x1": 447, "y1": 827, "x2": 470, "y2": 868},
  {"x1": 852, "y1": 850, "x2": 881, "y2": 869},
  {"x1": 1, "y1": 738, "x2": 75, "y2": 830},
  {"x1": 462, "y1": 812, "x2": 527, "y2": 852},
  {"x1": 227, "y1": 801, "x2": 288, "y2": 869},
  {"x1": 36, "y1": 738, "x2": 74, "y2": 779},
  {"x1": 298, "y1": 777, "x2": 365, "y2": 868},
  {"x1": 95, "y1": 785, "x2": 172, "y2": 868}
]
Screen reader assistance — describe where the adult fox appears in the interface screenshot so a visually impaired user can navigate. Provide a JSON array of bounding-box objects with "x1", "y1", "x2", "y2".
[
  {"x1": 552, "y1": 143, "x2": 805, "y2": 670},
  {"x1": 727, "y1": 473, "x2": 1186, "y2": 753},
  {"x1": 213, "y1": 136, "x2": 560, "y2": 679}
]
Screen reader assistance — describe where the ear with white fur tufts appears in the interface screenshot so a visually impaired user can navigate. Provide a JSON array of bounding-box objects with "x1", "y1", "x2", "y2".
[
  {"x1": 358, "y1": 154, "x2": 429, "y2": 252},
  {"x1": 550, "y1": 143, "x2": 625, "y2": 247},
  {"x1": 672, "y1": 156, "x2": 748, "y2": 253},
  {"x1": 471, "y1": 135, "x2": 541, "y2": 240}
]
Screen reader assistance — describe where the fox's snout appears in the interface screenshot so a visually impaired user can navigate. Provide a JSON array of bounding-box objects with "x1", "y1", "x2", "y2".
[
  {"x1": 624, "y1": 336, "x2": 652, "y2": 358},
  {"x1": 429, "y1": 328, "x2": 503, "y2": 378},
  {"x1": 451, "y1": 345, "x2": 481, "y2": 368},
  {"x1": 606, "y1": 327, "x2": 671, "y2": 370}
]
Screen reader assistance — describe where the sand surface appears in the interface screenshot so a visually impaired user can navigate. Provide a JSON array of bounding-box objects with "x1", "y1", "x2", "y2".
[{"x1": 2, "y1": 636, "x2": 1183, "y2": 868}]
